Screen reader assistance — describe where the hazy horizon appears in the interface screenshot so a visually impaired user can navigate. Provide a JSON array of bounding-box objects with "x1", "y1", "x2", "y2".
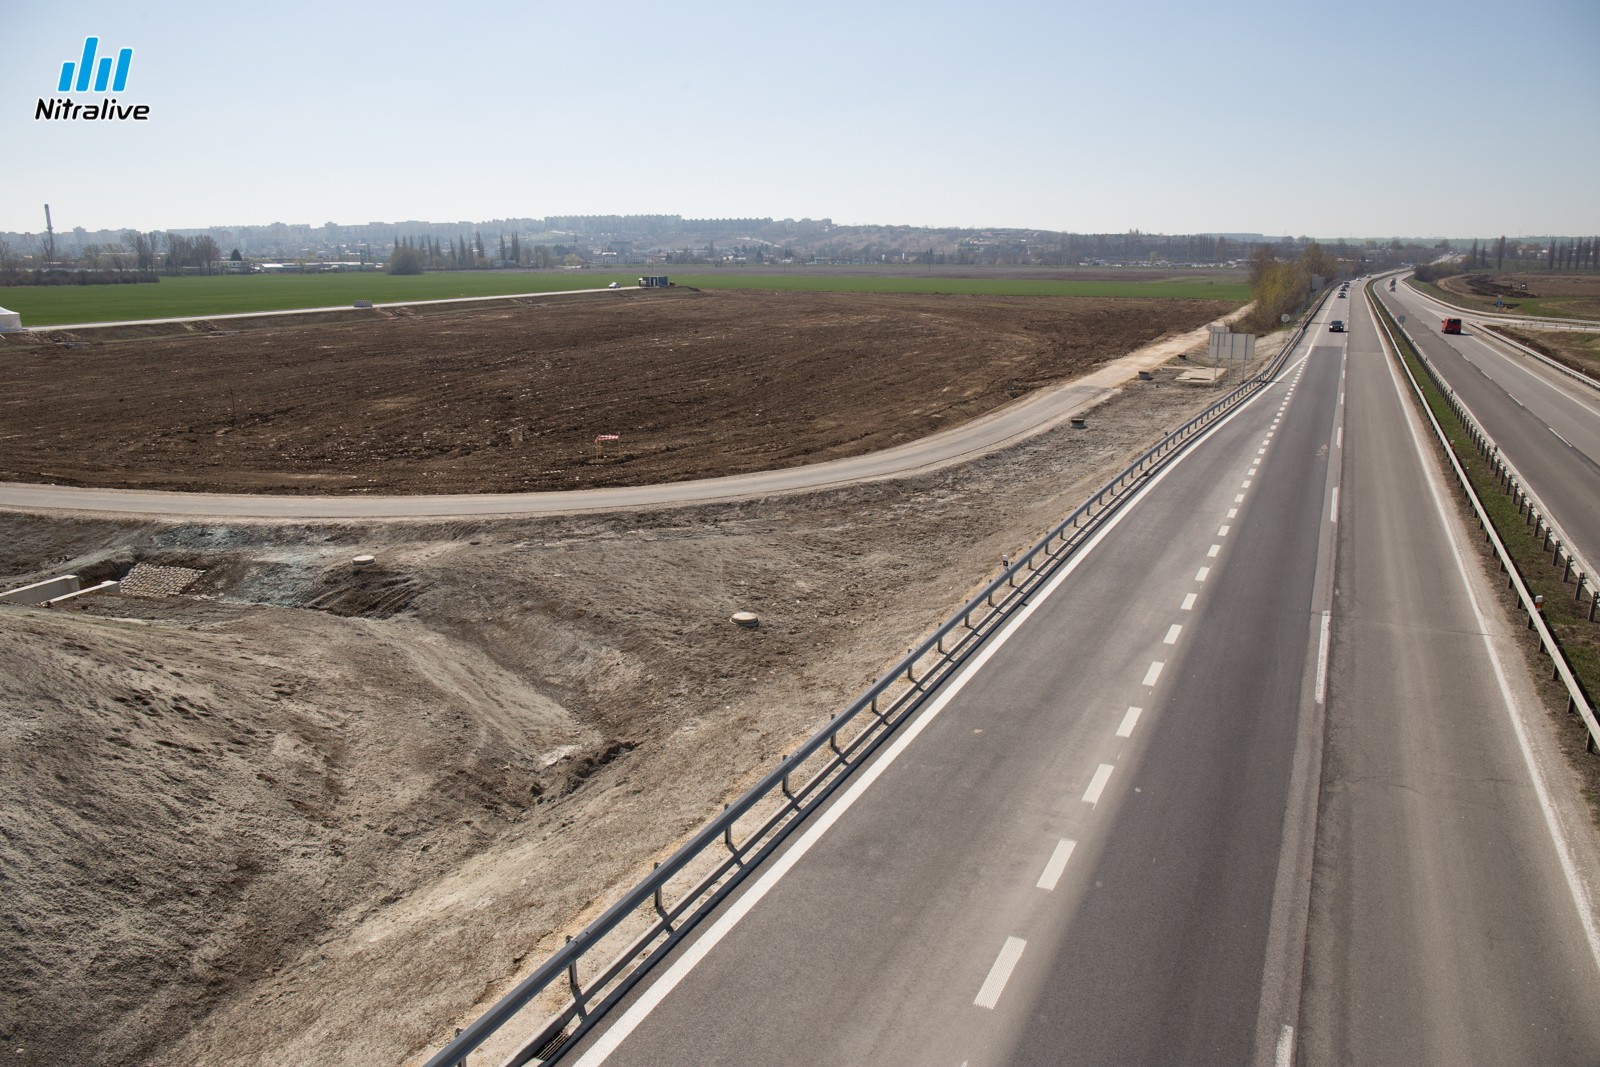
[{"x1": 6, "y1": 0, "x2": 1597, "y2": 238}]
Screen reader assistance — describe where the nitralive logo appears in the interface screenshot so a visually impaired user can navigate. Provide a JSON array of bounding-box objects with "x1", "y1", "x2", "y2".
[{"x1": 35, "y1": 37, "x2": 149, "y2": 121}]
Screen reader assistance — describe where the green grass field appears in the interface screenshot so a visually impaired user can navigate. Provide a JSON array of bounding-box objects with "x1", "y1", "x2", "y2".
[{"x1": 0, "y1": 270, "x2": 1250, "y2": 327}]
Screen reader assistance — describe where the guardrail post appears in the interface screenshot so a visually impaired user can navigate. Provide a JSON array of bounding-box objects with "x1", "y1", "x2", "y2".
[
  {"x1": 652, "y1": 864, "x2": 674, "y2": 929},
  {"x1": 567, "y1": 937, "x2": 587, "y2": 1019}
]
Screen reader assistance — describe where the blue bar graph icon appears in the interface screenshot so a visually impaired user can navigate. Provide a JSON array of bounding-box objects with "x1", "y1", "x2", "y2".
[{"x1": 58, "y1": 38, "x2": 133, "y2": 93}]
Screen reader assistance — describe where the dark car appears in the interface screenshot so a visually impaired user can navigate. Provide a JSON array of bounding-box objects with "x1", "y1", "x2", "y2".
[{"x1": 1329, "y1": 320, "x2": 1345, "y2": 332}]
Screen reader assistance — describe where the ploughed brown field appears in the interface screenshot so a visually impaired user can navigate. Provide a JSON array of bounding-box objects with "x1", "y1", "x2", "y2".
[{"x1": 0, "y1": 288, "x2": 1233, "y2": 494}]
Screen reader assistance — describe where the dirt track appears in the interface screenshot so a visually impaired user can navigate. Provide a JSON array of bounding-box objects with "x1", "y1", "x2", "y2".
[
  {"x1": 1, "y1": 293, "x2": 1260, "y2": 1067},
  {"x1": 0, "y1": 289, "x2": 1231, "y2": 494}
]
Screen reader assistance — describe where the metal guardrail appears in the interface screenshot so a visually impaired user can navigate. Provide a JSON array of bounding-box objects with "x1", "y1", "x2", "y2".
[
  {"x1": 1374, "y1": 285, "x2": 1600, "y2": 612},
  {"x1": 1367, "y1": 284, "x2": 1600, "y2": 755},
  {"x1": 422, "y1": 300, "x2": 1326, "y2": 1067}
]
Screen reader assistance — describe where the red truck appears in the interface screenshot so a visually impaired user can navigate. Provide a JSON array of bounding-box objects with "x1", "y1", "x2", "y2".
[{"x1": 1442, "y1": 318, "x2": 1463, "y2": 334}]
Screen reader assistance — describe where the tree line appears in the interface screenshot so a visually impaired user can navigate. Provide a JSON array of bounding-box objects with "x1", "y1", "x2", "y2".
[{"x1": 386, "y1": 232, "x2": 581, "y2": 275}]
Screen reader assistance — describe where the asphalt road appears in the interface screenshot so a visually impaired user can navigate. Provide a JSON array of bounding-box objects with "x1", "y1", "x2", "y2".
[
  {"x1": 560, "y1": 302, "x2": 1343, "y2": 1067},
  {"x1": 548, "y1": 291, "x2": 1600, "y2": 1067},
  {"x1": 1379, "y1": 280, "x2": 1600, "y2": 570}
]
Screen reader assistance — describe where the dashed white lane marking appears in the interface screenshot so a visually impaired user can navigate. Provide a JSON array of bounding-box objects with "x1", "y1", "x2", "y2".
[
  {"x1": 1235, "y1": 494, "x2": 1246, "y2": 503},
  {"x1": 1314, "y1": 610, "x2": 1331, "y2": 705},
  {"x1": 1117, "y1": 706, "x2": 1143, "y2": 738},
  {"x1": 1142, "y1": 661, "x2": 1164, "y2": 687},
  {"x1": 1336, "y1": 426, "x2": 1343, "y2": 448},
  {"x1": 1083, "y1": 763, "x2": 1116, "y2": 805},
  {"x1": 1258, "y1": 447, "x2": 1267, "y2": 455},
  {"x1": 1037, "y1": 839, "x2": 1077, "y2": 890},
  {"x1": 1218, "y1": 524, "x2": 1230, "y2": 537},
  {"x1": 1276, "y1": 1024, "x2": 1295, "y2": 1067},
  {"x1": 1227, "y1": 508, "x2": 1238, "y2": 519},
  {"x1": 1330, "y1": 486, "x2": 1339, "y2": 522},
  {"x1": 1164, "y1": 624, "x2": 1183, "y2": 645},
  {"x1": 1242, "y1": 478, "x2": 1253, "y2": 488},
  {"x1": 1196, "y1": 566, "x2": 1210, "y2": 582},
  {"x1": 1181, "y1": 592, "x2": 1198, "y2": 610},
  {"x1": 1207, "y1": 544, "x2": 1221, "y2": 558},
  {"x1": 975, "y1": 936, "x2": 1028, "y2": 1009}
]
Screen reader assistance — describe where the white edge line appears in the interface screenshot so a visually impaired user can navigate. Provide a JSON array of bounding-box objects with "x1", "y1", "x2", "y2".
[{"x1": 569, "y1": 377, "x2": 1284, "y2": 1063}]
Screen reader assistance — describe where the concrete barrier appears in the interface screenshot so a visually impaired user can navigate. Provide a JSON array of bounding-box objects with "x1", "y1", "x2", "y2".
[{"x1": 0, "y1": 574, "x2": 80, "y2": 605}]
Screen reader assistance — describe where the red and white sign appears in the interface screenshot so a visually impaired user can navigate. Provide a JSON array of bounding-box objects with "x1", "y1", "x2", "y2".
[{"x1": 593, "y1": 434, "x2": 620, "y2": 443}]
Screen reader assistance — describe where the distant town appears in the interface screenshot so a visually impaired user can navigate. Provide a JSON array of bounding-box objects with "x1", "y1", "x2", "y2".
[{"x1": 0, "y1": 211, "x2": 1589, "y2": 277}]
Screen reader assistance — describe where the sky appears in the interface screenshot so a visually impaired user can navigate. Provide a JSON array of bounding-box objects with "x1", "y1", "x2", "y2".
[{"x1": 4, "y1": 0, "x2": 1598, "y2": 240}]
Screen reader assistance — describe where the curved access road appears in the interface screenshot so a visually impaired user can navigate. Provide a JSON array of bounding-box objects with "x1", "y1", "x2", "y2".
[{"x1": 0, "y1": 320, "x2": 1231, "y2": 520}]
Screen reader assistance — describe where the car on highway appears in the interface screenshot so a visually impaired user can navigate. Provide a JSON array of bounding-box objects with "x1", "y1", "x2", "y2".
[{"x1": 1329, "y1": 320, "x2": 1345, "y2": 332}]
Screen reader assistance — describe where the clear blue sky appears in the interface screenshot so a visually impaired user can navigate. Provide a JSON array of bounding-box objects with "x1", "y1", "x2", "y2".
[{"x1": 5, "y1": 0, "x2": 1597, "y2": 239}]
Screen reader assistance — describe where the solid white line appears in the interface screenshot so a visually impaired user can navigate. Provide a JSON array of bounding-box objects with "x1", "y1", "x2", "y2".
[
  {"x1": 1208, "y1": 544, "x2": 1221, "y2": 558},
  {"x1": 1329, "y1": 486, "x2": 1339, "y2": 522},
  {"x1": 1083, "y1": 763, "x2": 1115, "y2": 805},
  {"x1": 1164, "y1": 624, "x2": 1182, "y2": 645},
  {"x1": 1037, "y1": 839, "x2": 1077, "y2": 890},
  {"x1": 974, "y1": 936, "x2": 1028, "y2": 1009},
  {"x1": 1313, "y1": 611, "x2": 1331, "y2": 705},
  {"x1": 1181, "y1": 592, "x2": 1198, "y2": 610},
  {"x1": 1142, "y1": 661, "x2": 1164, "y2": 686},
  {"x1": 1196, "y1": 566, "x2": 1210, "y2": 582},
  {"x1": 1117, "y1": 706, "x2": 1143, "y2": 738}
]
